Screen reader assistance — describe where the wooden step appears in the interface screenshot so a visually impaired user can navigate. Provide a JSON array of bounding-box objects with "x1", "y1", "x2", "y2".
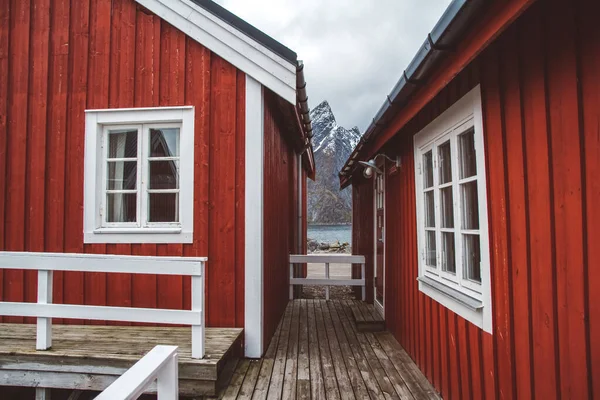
[
  {"x1": 348, "y1": 300, "x2": 385, "y2": 332},
  {"x1": 0, "y1": 324, "x2": 244, "y2": 397}
]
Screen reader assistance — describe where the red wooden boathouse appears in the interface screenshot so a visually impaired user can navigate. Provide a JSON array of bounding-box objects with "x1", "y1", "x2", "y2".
[
  {"x1": 342, "y1": 0, "x2": 599, "y2": 398},
  {"x1": 0, "y1": 0, "x2": 314, "y2": 361}
]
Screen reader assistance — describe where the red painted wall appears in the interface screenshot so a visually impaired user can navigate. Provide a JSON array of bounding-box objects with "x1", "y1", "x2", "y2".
[
  {"x1": 351, "y1": 176, "x2": 374, "y2": 301},
  {"x1": 0, "y1": 0, "x2": 245, "y2": 328},
  {"x1": 262, "y1": 90, "x2": 300, "y2": 350},
  {"x1": 352, "y1": 0, "x2": 599, "y2": 398}
]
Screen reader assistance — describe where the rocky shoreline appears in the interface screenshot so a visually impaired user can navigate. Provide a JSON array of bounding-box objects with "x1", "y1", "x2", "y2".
[{"x1": 307, "y1": 238, "x2": 351, "y2": 254}]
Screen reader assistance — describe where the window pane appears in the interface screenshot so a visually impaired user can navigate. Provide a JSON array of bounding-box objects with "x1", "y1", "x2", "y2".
[
  {"x1": 107, "y1": 161, "x2": 137, "y2": 190},
  {"x1": 108, "y1": 129, "x2": 137, "y2": 158},
  {"x1": 441, "y1": 232, "x2": 456, "y2": 274},
  {"x1": 461, "y1": 181, "x2": 479, "y2": 229},
  {"x1": 426, "y1": 231, "x2": 437, "y2": 267},
  {"x1": 440, "y1": 187, "x2": 454, "y2": 228},
  {"x1": 150, "y1": 128, "x2": 180, "y2": 157},
  {"x1": 106, "y1": 193, "x2": 137, "y2": 222},
  {"x1": 463, "y1": 234, "x2": 481, "y2": 282},
  {"x1": 424, "y1": 191, "x2": 435, "y2": 228},
  {"x1": 423, "y1": 151, "x2": 433, "y2": 188},
  {"x1": 459, "y1": 128, "x2": 477, "y2": 179},
  {"x1": 149, "y1": 193, "x2": 179, "y2": 222},
  {"x1": 438, "y1": 140, "x2": 452, "y2": 184},
  {"x1": 149, "y1": 160, "x2": 179, "y2": 189}
]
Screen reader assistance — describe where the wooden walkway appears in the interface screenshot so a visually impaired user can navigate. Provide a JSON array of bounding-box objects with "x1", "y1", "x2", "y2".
[
  {"x1": 219, "y1": 300, "x2": 440, "y2": 399},
  {"x1": 0, "y1": 324, "x2": 243, "y2": 397}
]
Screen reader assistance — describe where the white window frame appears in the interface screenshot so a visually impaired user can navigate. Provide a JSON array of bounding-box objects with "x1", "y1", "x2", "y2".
[
  {"x1": 84, "y1": 106, "x2": 195, "y2": 244},
  {"x1": 413, "y1": 85, "x2": 492, "y2": 333}
]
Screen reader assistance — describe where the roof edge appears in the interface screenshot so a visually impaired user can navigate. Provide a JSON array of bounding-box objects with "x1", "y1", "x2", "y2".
[
  {"x1": 339, "y1": 0, "x2": 488, "y2": 188},
  {"x1": 187, "y1": 0, "x2": 298, "y2": 64},
  {"x1": 136, "y1": 0, "x2": 298, "y2": 104}
]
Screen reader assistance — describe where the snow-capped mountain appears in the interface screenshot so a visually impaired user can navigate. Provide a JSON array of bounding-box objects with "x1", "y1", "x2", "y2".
[{"x1": 307, "y1": 101, "x2": 362, "y2": 225}]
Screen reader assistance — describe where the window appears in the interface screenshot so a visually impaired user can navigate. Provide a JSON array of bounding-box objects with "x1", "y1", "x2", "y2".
[
  {"x1": 84, "y1": 107, "x2": 195, "y2": 243},
  {"x1": 413, "y1": 86, "x2": 492, "y2": 333}
]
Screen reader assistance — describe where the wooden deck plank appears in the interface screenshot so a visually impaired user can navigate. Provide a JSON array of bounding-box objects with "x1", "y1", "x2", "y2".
[
  {"x1": 313, "y1": 300, "x2": 342, "y2": 400},
  {"x1": 357, "y1": 301, "x2": 375, "y2": 322},
  {"x1": 296, "y1": 299, "x2": 311, "y2": 400},
  {"x1": 237, "y1": 360, "x2": 263, "y2": 400},
  {"x1": 221, "y1": 359, "x2": 251, "y2": 400},
  {"x1": 331, "y1": 300, "x2": 383, "y2": 399},
  {"x1": 363, "y1": 332, "x2": 416, "y2": 399},
  {"x1": 307, "y1": 300, "x2": 326, "y2": 399},
  {"x1": 281, "y1": 299, "x2": 300, "y2": 400},
  {"x1": 341, "y1": 300, "x2": 400, "y2": 399},
  {"x1": 349, "y1": 300, "x2": 369, "y2": 322},
  {"x1": 374, "y1": 331, "x2": 442, "y2": 399},
  {"x1": 318, "y1": 300, "x2": 354, "y2": 399},
  {"x1": 327, "y1": 302, "x2": 369, "y2": 399},
  {"x1": 252, "y1": 305, "x2": 287, "y2": 400},
  {"x1": 266, "y1": 302, "x2": 294, "y2": 399}
]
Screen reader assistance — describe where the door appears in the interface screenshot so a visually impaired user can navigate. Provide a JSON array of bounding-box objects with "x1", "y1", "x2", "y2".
[{"x1": 374, "y1": 165, "x2": 385, "y2": 316}]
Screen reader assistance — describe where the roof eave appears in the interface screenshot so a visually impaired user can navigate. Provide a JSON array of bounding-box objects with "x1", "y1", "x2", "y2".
[{"x1": 339, "y1": 0, "x2": 488, "y2": 188}]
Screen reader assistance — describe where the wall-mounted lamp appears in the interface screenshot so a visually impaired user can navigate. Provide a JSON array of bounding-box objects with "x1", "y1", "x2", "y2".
[{"x1": 358, "y1": 154, "x2": 401, "y2": 179}]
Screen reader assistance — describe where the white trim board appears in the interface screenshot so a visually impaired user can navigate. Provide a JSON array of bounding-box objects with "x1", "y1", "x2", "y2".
[
  {"x1": 244, "y1": 76, "x2": 264, "y2": 358},
  {"x1": 135, "y1": 0, "x2": 297, "y2": 104}
]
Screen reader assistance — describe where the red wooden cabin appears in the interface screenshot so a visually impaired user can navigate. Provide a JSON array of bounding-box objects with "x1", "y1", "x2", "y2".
[
  {"x1": 0, "y1": 0, "x2": 314, "y2": 359},
  {"x1": 342, "y1": 0, "x2": 599, "y2": 398}
]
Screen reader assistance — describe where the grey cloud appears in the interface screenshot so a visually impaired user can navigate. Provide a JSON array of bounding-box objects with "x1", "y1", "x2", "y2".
[{"x1": 215, "y1": 0, "x2": 451, "y2": 132}]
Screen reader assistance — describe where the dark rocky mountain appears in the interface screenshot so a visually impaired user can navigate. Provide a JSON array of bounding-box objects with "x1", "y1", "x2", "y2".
[{"x1": 307, "y1": 101, "x2": 362, "y2": 224}]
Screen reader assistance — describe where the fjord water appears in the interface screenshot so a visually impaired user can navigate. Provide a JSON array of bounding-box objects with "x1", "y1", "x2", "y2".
[{"x1": 307, "y1": 224, "x2": 352, "y2": 244}]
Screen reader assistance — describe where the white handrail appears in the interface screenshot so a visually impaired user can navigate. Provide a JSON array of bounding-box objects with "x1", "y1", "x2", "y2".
[
  {"x1": 289, "y1": 254, "x2": 366, "y2": 301},
  {"x1": 0, "y1": 251, "x2": 206, "y2": 359},
  {"x1": 95, "y1": 345, "x2": 179, "y2": 400}
]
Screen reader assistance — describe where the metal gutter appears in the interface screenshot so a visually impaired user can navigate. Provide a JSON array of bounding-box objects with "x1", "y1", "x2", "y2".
[
  {"x1": 296, "y1": 61, "x2": 316, "y2": 178},
  {"x1": 339, "y1": 0, "x2": 486, "y2": 184}
]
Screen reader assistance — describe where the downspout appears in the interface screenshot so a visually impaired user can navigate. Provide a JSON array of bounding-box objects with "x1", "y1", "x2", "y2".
[{"x1": 297, "y1": 153, "x2": 303, "y2": 256}]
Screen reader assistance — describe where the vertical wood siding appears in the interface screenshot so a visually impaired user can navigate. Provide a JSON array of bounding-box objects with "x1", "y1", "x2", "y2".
[
  {"x1": 351, "y1": 177, "x2": 374, "y2": 301},
  {"x1": 262, "y1": 90, "x2": 299, "y2": 350},
  {"x1": 0, "y1": 0, "x2": 245, "y2": 328},
  {"x1": 352, "y1": 0, "x2": 598, "y2": 398}
]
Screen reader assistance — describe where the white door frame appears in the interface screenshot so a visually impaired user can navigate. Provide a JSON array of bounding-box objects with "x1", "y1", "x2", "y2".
[{"x1": 373, "y1": 168, "x2": 385, "y2": 317}]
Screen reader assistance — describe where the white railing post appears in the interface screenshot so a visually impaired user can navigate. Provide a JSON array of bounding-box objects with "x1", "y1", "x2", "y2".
[
  {"x1": 191, "y1": 261, "x2": 205, "y2": 359},
  {"x1": 289, "y1": 262, "x2": 294, "y2": 300},
  {"x1": 361, "y1": 263, "x2": 366, "y2": 301},
  {"x1": 96, "y1": 345, "x2": 179, "y2": 400},
  {"x1": 157, "y1": 352, "x2": 179, "y2": 400},
  {"x1": 36, "y1": 269, "x2": 53, "y2": 350},
  {"x1": 325, "y1": 263, "x2": 330, "y2": 300}
]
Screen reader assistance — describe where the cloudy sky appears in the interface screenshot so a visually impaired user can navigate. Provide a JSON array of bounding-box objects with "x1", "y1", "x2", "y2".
[{"x1": 214, "y1": 0, "x2": 452, "y2": 132}]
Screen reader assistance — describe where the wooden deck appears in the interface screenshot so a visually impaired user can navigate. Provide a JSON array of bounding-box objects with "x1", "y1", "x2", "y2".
[
  {"x1": 219, "y1": 300, "x2": 440, "y2": 399},
  {"x1": 0, "y1": 324, "x2": 243, "y2": 397},
  {"x1": 349, "y1": 300, "x2": 386, "y2": 332}
]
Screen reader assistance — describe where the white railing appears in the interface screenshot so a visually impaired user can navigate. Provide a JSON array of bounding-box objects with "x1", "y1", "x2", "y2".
[
  {"x1": 0, "y1": 251, "x2": 207, "y2": 359},
  {"x1": 289, "y1": 254, "x2": 366, "y2": 301},
  {"x1": 96, "y1": 345, "x2": 179, "y2": 400}
]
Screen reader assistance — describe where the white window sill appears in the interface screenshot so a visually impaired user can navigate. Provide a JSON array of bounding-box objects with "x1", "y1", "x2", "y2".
[
  {"x1": 84, "y1": 228, "x2": 192, "y2": 244},
  {"x1": 417, "y1": 276, "x2": 489, "y2": 333},
  {"x1": 94, "y1": 227, "x2": 182, "y2": 235}
]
